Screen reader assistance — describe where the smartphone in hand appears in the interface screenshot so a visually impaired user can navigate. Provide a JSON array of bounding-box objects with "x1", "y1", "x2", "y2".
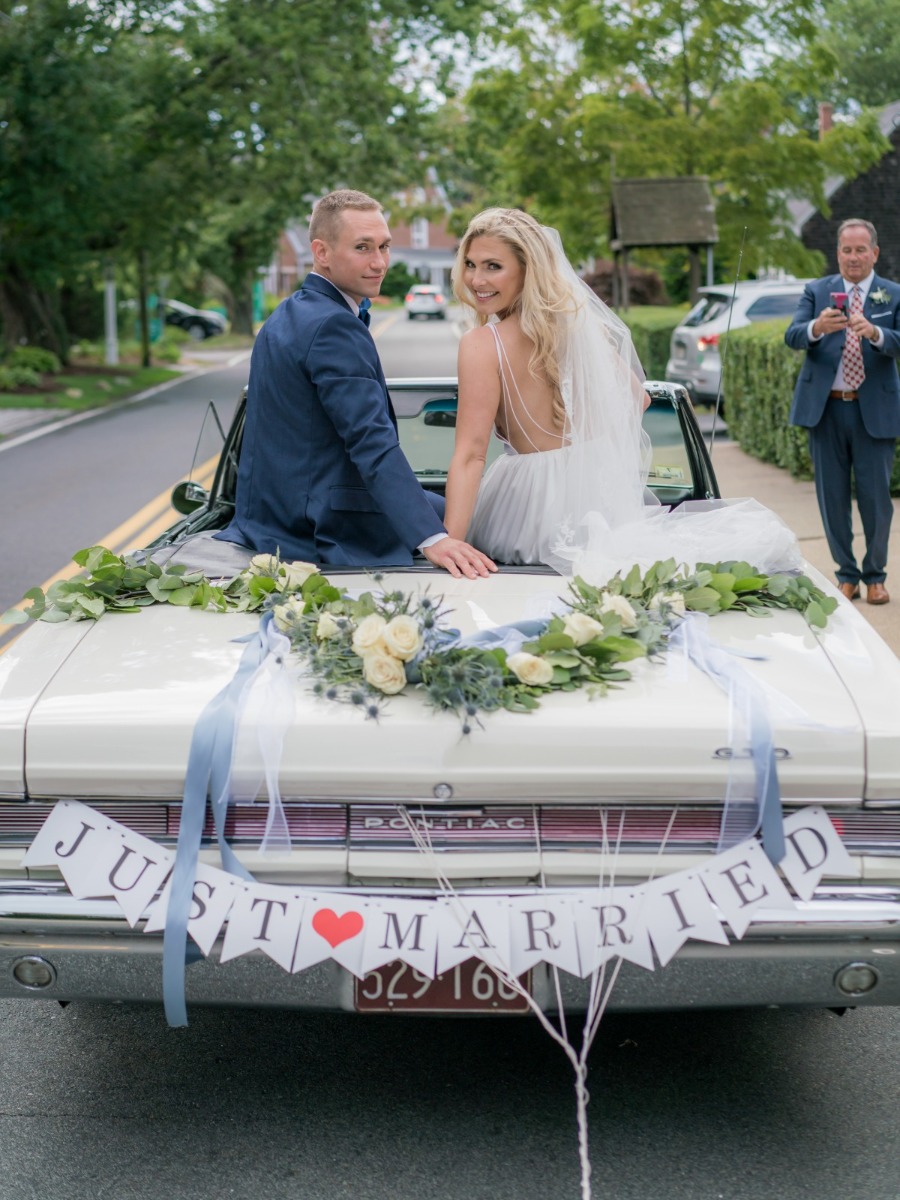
[{"x1": 830, "y1": 291, "x2": 849, "y2": 315}]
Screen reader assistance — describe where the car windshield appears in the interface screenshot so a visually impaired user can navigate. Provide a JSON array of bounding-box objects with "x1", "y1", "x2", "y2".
[
  {"x1": 682, "y1": 294, "x2": 732, "y2": 327},
  {"x1": 392, "y1": 384, "x2": 695, "y2": 503}
]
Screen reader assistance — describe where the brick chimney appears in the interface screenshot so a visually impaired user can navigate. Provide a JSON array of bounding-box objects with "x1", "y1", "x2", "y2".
[{"x1": 818, "y1": 102, "x2": 834, "y2": 139}]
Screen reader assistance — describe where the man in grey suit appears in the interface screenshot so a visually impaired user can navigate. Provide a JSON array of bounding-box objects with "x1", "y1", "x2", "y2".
[
  {"x1": 786, "y1": 219, "x2": 900, "y2": 604},
  {"x1": 217, "y1": 189, "x2": 494, "y2": 579}
]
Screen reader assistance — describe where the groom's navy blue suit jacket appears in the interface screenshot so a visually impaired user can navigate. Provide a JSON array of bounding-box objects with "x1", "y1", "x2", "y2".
[
  {"x1": 218, "y1": 273, "x2": 445, "y2": 565},
  {"x1": 785, "y1": 273, "x2": 900, "y2": 438}
]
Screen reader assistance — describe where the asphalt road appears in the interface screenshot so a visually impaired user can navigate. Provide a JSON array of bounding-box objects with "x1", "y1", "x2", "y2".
[
  {"x1": 0, "y1": 307, "x2": 458, "y2": 624},
  {"x1": 2, "y1": 310, "x2": 899, "y2": 1200}
]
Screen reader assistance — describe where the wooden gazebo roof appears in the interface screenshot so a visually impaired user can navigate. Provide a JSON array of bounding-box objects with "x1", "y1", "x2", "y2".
[{"x1": 610, "y1": 177, "x2": 718, "y2": 248}]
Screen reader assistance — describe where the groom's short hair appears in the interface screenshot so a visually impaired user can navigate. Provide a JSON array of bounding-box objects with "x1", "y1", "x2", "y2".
[
  {"x1": 837, "y1": 218, "x2": 878, "y2": 247},
  {"x1": 310, "y1": 190, "x2": 384, "y2": 245}
]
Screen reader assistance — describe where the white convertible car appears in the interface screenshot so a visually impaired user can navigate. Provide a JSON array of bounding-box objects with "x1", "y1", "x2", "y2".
[{"x1": 0, "y1": 382, "x2": 898, "y2": 1018}]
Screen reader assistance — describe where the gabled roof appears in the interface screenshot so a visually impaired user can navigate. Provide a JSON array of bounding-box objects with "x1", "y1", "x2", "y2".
[
  {"x1": 788, "y1": 99, "x2": 900, "y2": 235},
  {"x1": 610, "y1": 177, "x2": 718, "y2": 247}
]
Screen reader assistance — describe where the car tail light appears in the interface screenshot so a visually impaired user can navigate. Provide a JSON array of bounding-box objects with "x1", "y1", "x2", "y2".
[
  {"x1": 697, "y1": 334, "x2": 720, "y2": 350},
  {"x1": 435, "y1": 294, "x2": 445, "y2": 303},
  {"x1": 405, "y1": 292, "x2": 414, "y2": 302}
]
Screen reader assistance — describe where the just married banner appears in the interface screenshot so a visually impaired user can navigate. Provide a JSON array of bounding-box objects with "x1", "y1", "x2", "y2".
[{"x1": 23, "y1": 799, "x2": 856, "y2": 979}]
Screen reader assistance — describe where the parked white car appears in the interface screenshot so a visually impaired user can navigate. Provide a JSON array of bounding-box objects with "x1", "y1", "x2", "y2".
[
  {"x1": 404, "y1": 284, "x2": 448, "y2": 320},
  {"x1": 666, "y1": 280, "x2": 812, "y2": 404},
  {"x1": 1, "y1": 382, "x2": 897, "y2": 1020}
]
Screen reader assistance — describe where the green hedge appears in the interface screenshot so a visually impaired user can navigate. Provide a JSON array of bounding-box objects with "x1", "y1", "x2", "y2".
[
  {"x1": 620, "y1": 306, "x2": 688, "y2": 381},
  {"x1": 723, "y1": 320, "x2": 900, "y2": 493}
]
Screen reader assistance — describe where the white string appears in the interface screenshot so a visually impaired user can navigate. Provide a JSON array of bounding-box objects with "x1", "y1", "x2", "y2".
[{"x1": 395, "y1": 799, "x2": 679, "y2": 1200}]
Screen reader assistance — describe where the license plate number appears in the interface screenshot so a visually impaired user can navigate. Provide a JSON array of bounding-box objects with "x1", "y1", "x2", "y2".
[{"x1": 355, "y1": 959, "x2": 530, "y2": 1013}]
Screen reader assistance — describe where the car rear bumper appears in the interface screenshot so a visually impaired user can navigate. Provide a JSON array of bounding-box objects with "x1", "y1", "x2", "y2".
[{"x1": 2, "y1": 884, "x2": 898, "y2": 1012}]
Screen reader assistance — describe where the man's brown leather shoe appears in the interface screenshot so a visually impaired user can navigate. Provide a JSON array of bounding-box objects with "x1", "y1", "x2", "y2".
[
  {"x1": 866, "y1": 582, "x2": 890, "y2": 605},
  {"x1": 838, "y1": 582, "x2": 860, "y2": 600}
]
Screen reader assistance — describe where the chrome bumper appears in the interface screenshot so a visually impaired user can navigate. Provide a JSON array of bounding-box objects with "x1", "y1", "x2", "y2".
[{"x1": 2, "y1": 883, "x2": 899, "y2": 1012}]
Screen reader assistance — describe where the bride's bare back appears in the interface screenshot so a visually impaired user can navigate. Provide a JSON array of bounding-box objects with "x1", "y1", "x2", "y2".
[{"x1": 487, "y1": 317, "x2": 566, "y2": 453}]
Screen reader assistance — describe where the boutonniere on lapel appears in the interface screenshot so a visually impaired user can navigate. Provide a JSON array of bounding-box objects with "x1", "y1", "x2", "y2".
[{"x1": 870, "y1": 287, "x2": 891, "y2": 306}]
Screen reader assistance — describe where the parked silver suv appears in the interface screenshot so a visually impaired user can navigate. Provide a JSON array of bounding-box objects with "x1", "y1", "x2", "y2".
[{"x1": 666, "y1": 279, "x2": 811, "y2": 404}]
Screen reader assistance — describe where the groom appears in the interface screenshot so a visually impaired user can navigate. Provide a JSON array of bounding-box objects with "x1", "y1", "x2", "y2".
[
  {"x1": 217, "y1": 189, "x2": 495, "y2": 579},
  {"x1": 786, "y1": 218, "x2": 900, "y2": 605}
]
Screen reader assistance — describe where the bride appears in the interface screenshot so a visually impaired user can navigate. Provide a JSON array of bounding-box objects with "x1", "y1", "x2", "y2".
[{"x1": 444, "y1": 208, "x2": 802, "y2": 579}]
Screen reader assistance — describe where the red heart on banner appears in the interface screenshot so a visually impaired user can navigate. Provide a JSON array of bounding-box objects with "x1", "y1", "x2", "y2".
[{"x1": 312, "y1": 908, "x2": 364, "y2": 948}]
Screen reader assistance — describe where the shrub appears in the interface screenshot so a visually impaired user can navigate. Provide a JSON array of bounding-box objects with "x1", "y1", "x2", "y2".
[
  {"x1": 0, "y1": 364, "x2": 41, "y2": 391},
  {"x1": 380, "y1": 261, "x2": 418, "y2": 301},
  {"x1": 152, "y1": 334, "x2": 184, "y2": 363},
  {"x1": 723, "y1": 320, "x2": 900, "y2": 493},
  {"x1": 8, "y1": 346, "x2": 62, "y2": 374},
  {"x1": 619, "y1": 306, "x2": 689, "y2": 381},
  {"x1": 583, "y1": 260, "x2": 668, "y2": 306}
]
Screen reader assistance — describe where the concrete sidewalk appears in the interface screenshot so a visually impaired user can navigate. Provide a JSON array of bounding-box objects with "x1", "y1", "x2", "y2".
[{"x1": 710, "y1": 437, "x2": 900, "y2": 653}]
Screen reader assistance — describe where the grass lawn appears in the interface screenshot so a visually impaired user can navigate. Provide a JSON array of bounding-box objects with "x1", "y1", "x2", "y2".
[{"x1": 0, "y1": 364, "x2": 182, "y2": 411}]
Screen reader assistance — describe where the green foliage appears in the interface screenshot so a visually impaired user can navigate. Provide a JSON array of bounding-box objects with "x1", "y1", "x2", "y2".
[
  {"x1": 448, "y1": 0, "x2": 889, "y2": 273},
  {"x1": 822, "y1": 0, "x2": 900, "y2": 109},
  {"x1": 380, "y1": 262, "x2": 419, "y2": 301},
  {"x1": 620, "y1": 307, "x2": 689, "y2": 380},
  {"x1": 7, "y1": 346, "x2": 62, "y2": 374},
  {"x1": 724, "y1": 320, "x2": 900, "y2": 493},
  {"x1": 0, "y1": 365, "x2": 41, "y2": 391}
]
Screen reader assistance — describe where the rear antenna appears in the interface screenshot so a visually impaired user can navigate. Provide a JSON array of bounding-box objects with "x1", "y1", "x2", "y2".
[{"x1": 708, "y1": 227, "x2": 747, "y2": 454}]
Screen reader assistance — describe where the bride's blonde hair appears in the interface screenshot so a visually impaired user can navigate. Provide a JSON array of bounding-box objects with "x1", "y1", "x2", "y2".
[{"x1": 452, "y1": 208, "x2": 576, "y2": 428}]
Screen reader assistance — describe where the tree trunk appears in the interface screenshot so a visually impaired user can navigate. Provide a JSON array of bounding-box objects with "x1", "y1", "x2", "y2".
[{"x1": 0, "y1": 267, "x2": 69, "y2": 362}]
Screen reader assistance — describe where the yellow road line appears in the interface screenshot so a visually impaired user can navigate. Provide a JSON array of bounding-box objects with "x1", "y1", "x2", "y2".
[
  {"x1": 372, "y1": 309, "x2": 403, "y2": 339},
  {"x1": 0, "y1": 453, "x2": 219, "y2": 645}
]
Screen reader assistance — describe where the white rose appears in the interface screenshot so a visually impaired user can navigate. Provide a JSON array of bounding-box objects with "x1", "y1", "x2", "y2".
[
  {"x1": 506, "y1": 652, "x2": 554, "y2": 686},
  {"x1": 273, "y1": 595, "x2": 305, "y2": 632},
  {"x1": 382, "y1": 614, "x2": 423, "y2": 662},
  {"x1": 562, "y1": 611, "x2": 605, "y2": 646},
  {"x1": 352, "y1": 613, "x2": 387, "y2": 655},
  {"x1": 362, "y1": 651, "x2": 408, "y2": 695},
  {"x1": 599, "y1": 592, "x2": 638, "y2": 629},
  {"x1": 280, "y1": 560, "x2": 319, "y2": 590},
  {"x1": 249, "y1": 552, "x2": 281, "y2": 577},
  {"x1": 649, "y1": 591, "x2": 686, "y2": 616},
  {"x1": 316, "y1": 611, "x2": 342, "y2": 640}
]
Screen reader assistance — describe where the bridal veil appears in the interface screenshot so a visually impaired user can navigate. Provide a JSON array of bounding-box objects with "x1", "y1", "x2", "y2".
[{"x1": 542, "y1": 228, "x2": 802, "y2": 580}]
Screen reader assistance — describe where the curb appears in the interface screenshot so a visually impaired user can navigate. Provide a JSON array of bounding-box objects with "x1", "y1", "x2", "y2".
[{"x1": 0, "y1": 350, "x2": 252, "y2": 455}]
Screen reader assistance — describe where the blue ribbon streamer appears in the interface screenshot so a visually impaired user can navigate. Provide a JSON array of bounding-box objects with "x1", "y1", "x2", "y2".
[
  {"x1": 162, "y1": 614, "x2": 272, "y2": 1027},
  {"x1": 670, "y1": 614, "x2": 785, "y2": 866}
]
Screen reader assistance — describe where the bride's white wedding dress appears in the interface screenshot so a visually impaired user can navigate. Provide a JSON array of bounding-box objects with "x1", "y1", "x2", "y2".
[{"x1": 465, "y1": 312, "x2": 802, "y2": 581}]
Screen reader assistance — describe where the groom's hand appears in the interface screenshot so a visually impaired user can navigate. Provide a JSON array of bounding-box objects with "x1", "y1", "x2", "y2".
[{"x1": 423, "y1": 537, "x2": 497, "y2": 578}]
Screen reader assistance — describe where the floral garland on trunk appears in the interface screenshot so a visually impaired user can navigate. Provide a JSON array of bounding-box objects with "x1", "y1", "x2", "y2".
[{"x1": 4, "y1": 545, "x2": 838, "y2": 728}]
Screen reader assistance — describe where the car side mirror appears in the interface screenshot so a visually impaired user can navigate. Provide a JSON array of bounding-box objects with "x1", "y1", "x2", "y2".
[
  {"x1": 171, "y1": 481, "x2": 209, "y2": 515},
  {"x1": 423, "y1": 410, "x2": 457, "y2": 428}
]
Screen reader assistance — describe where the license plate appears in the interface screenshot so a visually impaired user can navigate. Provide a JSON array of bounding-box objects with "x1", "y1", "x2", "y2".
[{"x1": 355, "y1": 959, "x2": 530, "y2": 1013}]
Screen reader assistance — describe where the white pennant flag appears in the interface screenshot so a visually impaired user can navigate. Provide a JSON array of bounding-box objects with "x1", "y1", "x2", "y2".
[
  {"x1": 574, "y1": 886, "x2": 655, "y2": 976},
  {"x1": 293, "y1": 894, "x2": 369, "y2": 977},
  {"x1": 700, "y1": 839, "x2": 794, "y2": 938},
  {"x1": 359, "y1": 897, "x2": 439, "y2": 979},
  {"x1": 143, "y1": 862, "x2": 239, "y2": 956},
  {"x1": 507, "y1": 895, "x2": 581, "y2": 976},
  {"x1": 220, "y1": 884, "x2": 306, "y2": 971},
  {"x1": 435, "y1": 897, "x2": 512, "y2": 976},
  {"x1": 643, "y1": 870, "x2": 729, "y2": 968},
  {"x1": 780, "y1": 806, "x2": 856, "y2": 901},
  {"x1": 21, "y1": 800, "x2": 98, "y2": 868}
]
